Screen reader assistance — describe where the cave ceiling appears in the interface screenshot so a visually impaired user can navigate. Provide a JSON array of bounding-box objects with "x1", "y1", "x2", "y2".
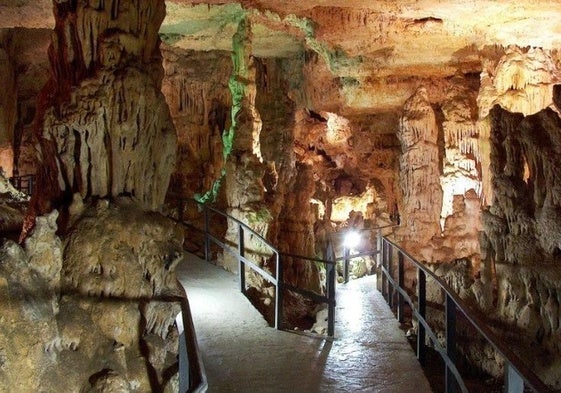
[{"x1": 3, "y1": 0, "x2": 561, "y2": 115}]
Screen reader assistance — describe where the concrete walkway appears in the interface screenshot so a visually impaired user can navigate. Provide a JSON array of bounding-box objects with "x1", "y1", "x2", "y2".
[{"x1": 177, "y1": 253, "x2": 433, "y2": 393}]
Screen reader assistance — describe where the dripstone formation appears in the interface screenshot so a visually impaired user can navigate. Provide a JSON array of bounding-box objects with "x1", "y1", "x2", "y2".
[{"x1": 3, "y1": 0, "x2": 561, "y2": 390}]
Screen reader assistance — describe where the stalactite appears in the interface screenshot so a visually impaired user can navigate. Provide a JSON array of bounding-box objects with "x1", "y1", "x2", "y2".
[
  {"x1": 31, "y1": 0, "x2": 172, "y2": 218},
  {"x1": 478, "y1": 46, "x2": 561, "y2": 118},
  {"x1": 477, "y1": 117, "x2": 493, "y2": 204},
  {"x1": 397, "y1": 87, "x2": 442, "y2": 254}
]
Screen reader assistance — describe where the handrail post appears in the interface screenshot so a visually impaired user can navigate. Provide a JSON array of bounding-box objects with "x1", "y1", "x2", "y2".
[
  {"x1": 275, "y1": 251, "x2": 282, "y2": 330},
  {"x1": 417, "y1": 267, "x2": 426, "y2": 366},
  {"x1": 445, "y1": 294, "x2": 458, "y2": 393},
  {"x1": 175, "y1": 311, "x2": 190, "y2": 392},
  {"x1": 381, "y1": 239, "x2": 388, "y2": 299},
  {"x1": 376, "y1": 229, "x2": 382, "y2": 291},
  {"x1": 238, "y1": 224, "x2": 246, "y2": 295},
  {"x1": 204, "y1": 206, "x2": 210, "y2": 262},
  {"x1": 326, "y1": 243, "x2": 336, "y2": 337},
  {"x1": 505, "y1": 363, "x2": 524, "y2": 393},
  {"x1": 327, "y1": 261, "x2": 336, "y2": 337},
  {"x1": 397, "y1": 252, "x2": 404, "y2": 323},
  {"x1": 343, "y1": 246, "x2": 350, "y2": 284},
  {"x1": 387, "y1": 243, "x2": 394, "y2": 308}
]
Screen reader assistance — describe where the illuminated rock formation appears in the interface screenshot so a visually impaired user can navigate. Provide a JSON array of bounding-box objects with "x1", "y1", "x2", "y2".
[
  {"x1": 4, "y1": 0, "x2": 561, "y2": 390},
  {"x1": 162, "y1": 46, "x2": 231, "y2": 198},
  {"x1": 0, "y1": 199, "x2": 185, "y2": 393},
  {"x1": 397, "y1": 87, "x2": 442, "y2": 256},
  {"x1": 0, "y1": 2, "x2": 185, "y2": 392},
  {"x1": 35, "y1": 0, "x2": 176, "y2": 213}
]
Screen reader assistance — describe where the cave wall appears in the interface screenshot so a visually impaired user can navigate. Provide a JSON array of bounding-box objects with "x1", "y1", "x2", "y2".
[
  {"x1": 33, "y1": 0, "x2": 176, "y2": 214},
  {"x1": 396, "y1": 75, "x2": 482, "y2": 265},
  {"x1": 12, "y1": 29, "x2": 51, "y2": 178},
  {"x1": 0, "y1": 1, "x2": 188, "y2": 392},
  {"x1": 162, "y1": 46, "x2": 231, "y2": 199},
  {"x1": 4, "y1": 0, "x2": 561, "y2": 387},
  {"x1": 1, "y1": 201, "x2": 186, "y2": 393},
  {"x1": 480, "y1": 104, "x2": 561, "y2": 383},
  {"x1": 0, "y1": 28, "x2": 51, "y2": 179}
]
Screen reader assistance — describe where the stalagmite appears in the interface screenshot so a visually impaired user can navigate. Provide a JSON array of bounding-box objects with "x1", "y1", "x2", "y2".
[
  {"x1": 397, "y1": 87, "x2": 442, "y2": 256},
  {"x1": 34, "y1": 0, "x2": 176, "y2": 213}
]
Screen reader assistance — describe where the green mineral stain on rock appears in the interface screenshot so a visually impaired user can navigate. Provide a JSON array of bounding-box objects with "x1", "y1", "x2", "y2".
[{"x1": 196, "y1": 17, "x2": 250, "y2": 204}]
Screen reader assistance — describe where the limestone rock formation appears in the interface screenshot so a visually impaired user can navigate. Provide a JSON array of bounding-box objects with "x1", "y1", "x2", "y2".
[
  {"x1": 41, "y1": 66, "x2": 176, "y2": 211},
  {"x1": 1, "y1": 199, "x2": 186, "y2": 393},
  {"x1": 0, "y1": 28, "x2": 51, "y2": 179},
  {"x1": 397, "y1": 87, "x2": 442, "y2": 255},
  {"x1": 162, "y1": 46, "x2": 232, "y2": 199},
  {"x1": 64, "y1": 198, "x2": 183, "y2": 299},
  {"x1": 6, "y1": 0, "x2": 561, "y2": 389},
  {"x1": 34, "y1": 0, "x2": 176, "y2": 213},
  {"x1": 0, "y1": 211, "x2": 61, "y2": 393},
  {"x1": 478, "y1": 46, "x2": 561, "y2": 118},
  {"x1": 0, "y1": 30, "x2": 16, "y2": 177}
]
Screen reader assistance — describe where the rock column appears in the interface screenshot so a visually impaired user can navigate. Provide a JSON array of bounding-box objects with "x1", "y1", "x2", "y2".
[
  {"x1": 33, "y1": 0, "x2": 176, "y2": 215},
  {"x1": 397, "y1": 87, "x2": 442, "y2": 257},
  {"x1": 222, "y1": 17, "x2": 270, "y2": 273}
]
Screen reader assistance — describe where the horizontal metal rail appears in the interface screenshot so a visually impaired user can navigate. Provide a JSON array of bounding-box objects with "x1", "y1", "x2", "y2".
[
  {"x1": 174, "y1": 282, "x2": 208, "y2": 393},
  {"x1": 9, "y1": 174, "x2": 35, "y2": 195},
  {"x1": 379, "y1": 236, "x2": 553, "y2": 393},
  {"x1": 175, "y1": 199, "x2": 389, "y2": 338},
  {"x1": 207, "y1": 232, "x2": 278, "y2": 285}
]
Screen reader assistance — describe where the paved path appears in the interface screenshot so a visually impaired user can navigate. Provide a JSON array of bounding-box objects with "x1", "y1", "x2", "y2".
[{"x1": 177, "y1": 253, "x2": 433, "y2": 393}]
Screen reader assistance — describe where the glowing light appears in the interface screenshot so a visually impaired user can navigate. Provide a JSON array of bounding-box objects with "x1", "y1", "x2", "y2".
[{"x1": 343, "y1": 231, "x2": 361, "y2": 250}]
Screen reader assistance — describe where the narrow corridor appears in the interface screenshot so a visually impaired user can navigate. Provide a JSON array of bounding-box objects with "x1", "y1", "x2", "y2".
[{"x1": 177, "y1": 253, "x2": 432, "y2": 393}]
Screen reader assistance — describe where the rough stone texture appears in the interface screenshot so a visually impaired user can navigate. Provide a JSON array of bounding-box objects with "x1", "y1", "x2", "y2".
[
  {"x1": 0, "y1": 199, "x2": 186, "y2": 392},
  {"x1": 0, "y1": 172, "x2": 28, "y2": 236},
  {"x1": 479, "y1": 101, "x2": 561, "y2": 386},
  {"x1": 220, "y1": 18, "x2": 271, "y2": 274},
  {"x1": 11, "y1": 28, "x2": 51, "y2": 178},
  {"x1": 162, "y1": 46, "x2": 231, "y2": 199},
  {"x1": 0, "y1": 212, "x2": 61, "y2": 393},
  {"x1": 34, "y1": 0, "x2": 175, "y2": 214},
  {"x1": 478, "y1": 46, "x2": 561, "y2": 118},
  {"x1": 41, "y1": 65, "x2": 176, "y2": 211},
  {"x1": 5, "y1": 0, "x2": 561, "y2": 390},
  {"x1": 64, "y1": 198, "x2": 184, "y2": 299},
  {"x1": 0, "y1": 30, "x2": 16, "y2": 177},
  {"x1": 397, "y1": 87, "x2": 442, "y2": 255}
]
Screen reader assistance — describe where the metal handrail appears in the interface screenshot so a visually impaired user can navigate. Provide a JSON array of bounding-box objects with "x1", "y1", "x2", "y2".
[
  {"x1": 175, "y1": 199, "x2": 388, "y2": 338},
  {"x1": 379, "y1": 235, "x2": 553, "y2": 393},
  {"x1": 175, "y1": 282, "x2": 208, "y2": 393},
  {"x1": 9, "y1": 174, "x2": 35, "y2": 195},
  {"x1": 197, "y1": 203, "x2": 283, "y2": 332}
]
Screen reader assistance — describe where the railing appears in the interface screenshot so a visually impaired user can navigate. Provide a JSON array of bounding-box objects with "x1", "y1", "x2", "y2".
[
  {"x1": 190, "y1": 202, "x2": 339, "y2": 336},
  {"x1": 175, "y1": 199, "x2": 388, "y2": 338},
  {"x1": 330, "y1": 225, "x2": 396, "y2": 284},
  {"x1": 9, "y1": 174, "x2": 35, "y2": 195},
  {"x1": 278, "y1": 246, "x2": 337, "y2": 337},
  {"x1": 174, "y1": 284, "x2": 208, "y2": 393},
  {"x1": 378, "y1": 236, "x2": 553, "y2": 393},
  {"x1": 198, "y1": 203, "x2": 284, "y2": 331}
]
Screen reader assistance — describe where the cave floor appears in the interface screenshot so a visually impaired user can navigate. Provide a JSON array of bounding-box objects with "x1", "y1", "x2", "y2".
[{"x1": 177, "y1": 253, "x2": 433, "y2": 393}]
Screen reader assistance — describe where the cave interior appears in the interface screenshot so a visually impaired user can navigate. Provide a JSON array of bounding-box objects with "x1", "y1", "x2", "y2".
[{"x1": 2, "y1": 0, "x2": 561, "y2": 391}]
